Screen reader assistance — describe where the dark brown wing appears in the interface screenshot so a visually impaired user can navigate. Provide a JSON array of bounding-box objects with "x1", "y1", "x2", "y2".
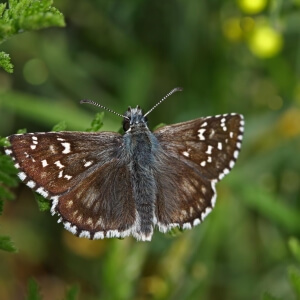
[
  {"x1": 154, "y1": 114, "x2": 244, "y2": 181},
  {"x1": 153, "y1": 114, "x2": 244, "y2": 230},
  {"x1": 5, "y1": 132, "x2": 139, "y2": 240}
]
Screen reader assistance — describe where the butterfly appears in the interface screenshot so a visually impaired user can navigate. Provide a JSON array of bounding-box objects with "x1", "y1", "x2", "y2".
[{"x1": 4, "y1": 88, "x2": 244, "y2": 241}]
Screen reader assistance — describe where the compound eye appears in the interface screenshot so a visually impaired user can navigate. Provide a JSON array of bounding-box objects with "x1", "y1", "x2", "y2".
[{"x1": 123, "y1": 118, "x2": 130, "y2": 131}]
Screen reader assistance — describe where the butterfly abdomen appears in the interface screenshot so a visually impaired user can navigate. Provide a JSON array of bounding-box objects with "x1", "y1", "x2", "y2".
[{"x1": 125, "y1": 129, "x2": 158, "y2": 241}]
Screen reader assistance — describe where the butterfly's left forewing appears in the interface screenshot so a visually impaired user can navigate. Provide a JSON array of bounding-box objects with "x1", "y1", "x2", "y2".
[
  {"x1": 153, "y1": 113, "x2": 244, "y2": 231},
  {"x1": 154, "y1": 113, "x2": 244, "y2": 181},
  {"x1": 5, "y1": 132, "x2": 137, "y2": 239}
]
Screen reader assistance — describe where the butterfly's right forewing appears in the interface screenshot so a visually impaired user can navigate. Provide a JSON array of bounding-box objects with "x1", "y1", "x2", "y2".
[{"x1": 6, "y1": 131, "x2": 137, "y2": 239}]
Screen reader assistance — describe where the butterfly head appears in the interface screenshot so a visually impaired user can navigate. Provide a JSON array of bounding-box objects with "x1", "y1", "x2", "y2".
[{"x1": 123, "y1": 106, "x2": 148, "y2": 132}]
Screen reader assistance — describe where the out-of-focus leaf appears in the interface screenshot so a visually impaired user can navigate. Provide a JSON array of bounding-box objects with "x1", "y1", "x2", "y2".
[
  {"x1": 262, "y1": 292, "x2": 282, "y2": 300},
  {"x1": 63, "y1": 285, "x2": 79, "y2": 300},
  {"x1": 288, "y1": 266, "x2": 300, "y2": 299},
  {"x1": 0, "y1": 235, "x2": 17, "y2": 252},
  {"x1": 26, "y1": 278, "x2": 42, "y2": 300},
  {"x1": 288, "y1": 237, "x2": 300, "y2": 263},
  {"x1": 86, "y1": 112, "x2": 104, "y2": 132}
]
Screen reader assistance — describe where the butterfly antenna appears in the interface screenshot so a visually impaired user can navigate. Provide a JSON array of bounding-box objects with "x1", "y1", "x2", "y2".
[
  {"x1": 80, "y1": 99, "x2": 129, "y2": 119},
  {"x1": 144, "y1": 87, "x2": 183, "y2": 117}
]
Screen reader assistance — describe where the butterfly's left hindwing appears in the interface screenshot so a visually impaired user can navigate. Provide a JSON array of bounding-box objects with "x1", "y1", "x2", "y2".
[{"x1": 153, "y1": 151, "x2": 216, "y2": 231}]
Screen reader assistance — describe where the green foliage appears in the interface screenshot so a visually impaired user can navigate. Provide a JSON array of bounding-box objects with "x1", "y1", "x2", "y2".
[
  {"x1": 0, "y1": 136, "x2": 18, "y2": 253},
  {"x1": 85, "y1": 112, "x2": 104, "y2": 132},
  {"x1": 34, "y1": 193, "x2": 50, "y2": 212},
  {"x1": 52, "y1": 120, "x2": 67, "y2": 132},
  {"x1": 152, "y1": 122, "x2": 166, "y2": 131},
  {"x1": 0, "y1": 235, "x2": 17, "y2": 252},
  {"x1": 63, "y1": 285, "x2": 79, "y2": 300},
  {"x1": 289, "y1": 237, "x2": 300, "y2": 263},
  {"x1": 0, "y1": 0, "x2": 65, "y2": 73},
  {"x1": 262, "y1": 292, "x2": 282, "y2": 300},
  {"x1": 0, "y1": 51, "x2": 13, "y2": 73},
  {"x1": 26, "y1": 278, "x2": 42, "y2": 300},
  {"x1": 289, "y1": 267, "x2": 300, "y2": 299},
  {"x1": 25, "y1": 279, "x2": 79, "y2": 300}
]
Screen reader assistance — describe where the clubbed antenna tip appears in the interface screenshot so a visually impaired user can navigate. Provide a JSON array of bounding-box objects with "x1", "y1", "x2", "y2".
[
  {"x1": 144, "y1": 87, "x2": 183, "y2": 117},
  {"x1": 80, "y1": 99, "x2": 128, "y2": 119}
]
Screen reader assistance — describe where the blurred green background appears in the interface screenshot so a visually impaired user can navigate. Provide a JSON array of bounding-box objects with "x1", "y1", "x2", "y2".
[{"x1": 1, "y1": 0, "x2": 300, "y2": 299}]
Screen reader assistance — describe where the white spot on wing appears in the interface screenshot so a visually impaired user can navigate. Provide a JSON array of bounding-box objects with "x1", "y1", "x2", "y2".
[
  {"x1": 64, "y1": 222, "x2": 77, "y2": 235},
  {"x1": 36, "y1": 187, "x2": 49, "y2": 198},
  {"x1": 211, "y1": 179, "x2": 217, "y2": 207},
  {"x1": 42, "y1": 159, "x2": 48, "y2": 167},
  {"x1": 30, "y1": 145, "x2": 36, "y2": 150},
  {"x1": 94, "y1": 232, "x2": 105, "y2": 239},
  {"x1": 5, "y1": 149, "x2": 12, "y2": 155},
  {"x1": 18, "y1": 172, "x2": 26, "y2": 181},
  {"x1": 234, "y1": 150, "x2": 239, "y2": 159},
  {"x1": 79, "y1": 231, "x2": 91, "y2": 239},
  {"x1": 64, "y1": 174, "x2": 72, "y2": 180},
  {"x1": 27, "y1": 180, "x2": 36, "y2": 188},
  {"x1": 61, "y1": 142, "x2": 71, "y2": 154},
  {"x1": 55, "y1": 160, "x2": 64, "y2": 169},
  {"x1": 193, "y1": 219, "x2": 201, "y2": 226},
  {"x1": 206, "y1": 145, "x2": 213, "y2": 154},
  {"x1": 84, "y1": 161, "x2": 93, "y2": 167},
  {"x1": 183, "y1": 151, "x2": 190, "y2": 157},
  {"x1": 182, "y1": 223, "x2": 192, "y2": 230},
  {"x1": 200, "y1": 161, "x2": 206, "y2": 167},
  {"x1": 202, "y1": 207, "x2": 212, "y2": 220},
  {"x1": 198, "y1": 128, "x2": 206, "y2": 140},
  {"x1": 50, "y1": 196, "x2": 59, "y2": 215}
]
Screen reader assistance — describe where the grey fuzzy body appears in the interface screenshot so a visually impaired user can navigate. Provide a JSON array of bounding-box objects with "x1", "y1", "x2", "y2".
[{"x1": 124, "y1": 121, "x2": 159, "y2": 239}]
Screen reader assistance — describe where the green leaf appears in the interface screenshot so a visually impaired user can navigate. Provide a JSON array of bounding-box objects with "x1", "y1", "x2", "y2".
[
  {"x1": 0, "y1": 3, "x2": 6, "y2": 17},
  {"x1": 261, "y1": 292, "x2": 282, "y2": 300},
  {"x1": 0, "y1": 169, "x2": 18, "y2": 186},
  {"x1": 0, "y1": 51, "x2": 13, "y2": 73},
  {"x1": 0, "y1": 235, "x2": 17, "y2": 252},
  {"x1": 0, "y1": 158, "x2": 18, "y2": 180},
  {"x1": 34, "y1": 193, "x2": 50, "y2": 212},
  {"x1": 0, "y1": 136, "x2": 10, "y2": 147},
  {"x1": 0, "y1": 0, "x2": 65, "y2": 73},
  {"x1": 288, "y1": 266, "x2": 300, "y2": 298},
  {"x1": 0, "y1": 185, "x2": 16, "y2": 201},
  {"x1": 17, "y1": 128, "x2": 27, "y2": 134},
  {"x1": 152, "y1": 122, "x2": 166, "y2": 131},
  {"x1": 52, "y1": 120, "x2": 67, "y2": 132},
  {"x1": 63, "y1": 285, "x2": 79, "y2": 300},
  {"x1": 26, "y1": 278, "x2": 42, "y2": 300},
  {"x1": 241, "y1": 186, "x2": 300, "y2": 233},
  {"x1": 86, "y1": 112, "x2": 104, "y2": 132},
  {"x1": 288, "y1": 237, "x2": 300, "y2": 263},
  {"x1": 0, "y1": 199, "x2": 3, "y2": 215}
]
